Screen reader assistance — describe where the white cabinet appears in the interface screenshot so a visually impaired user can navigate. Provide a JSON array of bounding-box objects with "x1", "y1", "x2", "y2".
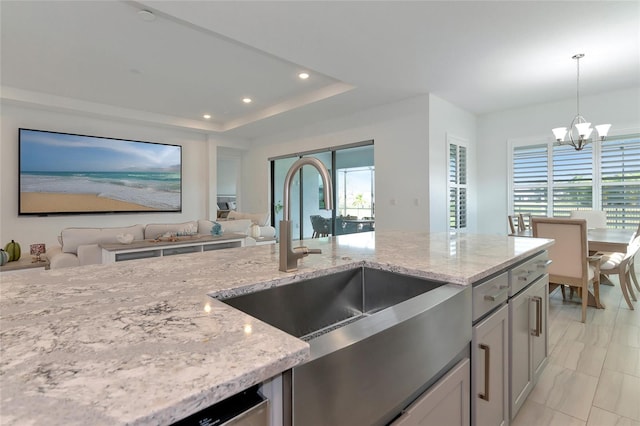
[
  {"x1": 392, "y1": 358, "x2": 470, "y2": 426},
  {"x1": 509, "y1": 276, "x2": 548, "y2": 419},
  {"x1": 100, "y1": 234, "x2": 246, "y2": 263},
  {"x1": 472, "y1": 304, "x2": 509, "y2": 426}
]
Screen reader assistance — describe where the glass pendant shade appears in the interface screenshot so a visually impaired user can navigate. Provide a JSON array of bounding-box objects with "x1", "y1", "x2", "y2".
[
  {"x1": 552, "y1": 127, "x2": 568, "y2": 141},
  {"x1": 595, "y1": 124, "x2": 611, "y2": 139},
  {"x1": 575, "y1": 122, "x2": 592, "y2": 138}
]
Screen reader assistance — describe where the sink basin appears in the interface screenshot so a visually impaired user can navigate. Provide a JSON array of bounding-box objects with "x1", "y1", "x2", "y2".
[
  {"x1": 219, "y1": 266, "x2": 471, "y2": 426},
  {"x1": 222, "y1": 267, "x2": 442, "y2": 341}
]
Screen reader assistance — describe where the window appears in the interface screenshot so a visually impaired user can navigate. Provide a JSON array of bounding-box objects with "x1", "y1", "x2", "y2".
[
  {"x1": 449, "y1": 138, "x2": 468, "y2": 230},
  {"x1": 510, "y1": 134, "x2": 640, "y2": 229}
]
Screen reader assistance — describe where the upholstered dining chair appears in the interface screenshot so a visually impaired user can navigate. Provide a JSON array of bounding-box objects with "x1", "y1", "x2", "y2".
[
  {"x1": 569, "y1": 210, "x2": 607, "y2": 229},
  {"x1": 597, "y1": 222, "x2": 640, "y2": 311},
  {"x1": 532, "y1": 217, "x2": 602, "y2": 323},
  {"x1": 310, "y1": 215, "x2": 331, "y2": 238}
]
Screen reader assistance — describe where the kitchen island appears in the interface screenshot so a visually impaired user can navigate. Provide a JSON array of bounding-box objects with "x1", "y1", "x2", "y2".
[{"x1": 0, "y1": 231, "x2": 552, "y2": 425}]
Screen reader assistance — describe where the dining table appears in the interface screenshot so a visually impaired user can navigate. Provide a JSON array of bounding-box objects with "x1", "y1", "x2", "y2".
[
  {"x1": 511, "y1": 227, "x2": 634, "y2": 253},
  {"x1": 342, "y1": 218, "x2": 375, "y2": 232}
]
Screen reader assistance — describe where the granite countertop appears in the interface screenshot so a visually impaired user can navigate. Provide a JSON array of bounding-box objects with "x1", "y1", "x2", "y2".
[{"x1": 0, "y1": 231, "x2": 552, "y2": 425}]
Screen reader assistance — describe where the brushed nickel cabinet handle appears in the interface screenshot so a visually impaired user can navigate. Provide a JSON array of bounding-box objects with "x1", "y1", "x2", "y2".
[
  {"x1": 483, "y1": 288, "x2": 508, "y2": 301},
  {"x1": 479, "y1": 343, "x2": 490, "y2": 401},
  {"x1": 531, "y1": 296, "x2": 542, "y2": 337}
]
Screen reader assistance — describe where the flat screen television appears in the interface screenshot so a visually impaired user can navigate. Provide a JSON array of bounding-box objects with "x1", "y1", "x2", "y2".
[{"x1": 19, "y1": 128, "x2": 182, "y2": 215}]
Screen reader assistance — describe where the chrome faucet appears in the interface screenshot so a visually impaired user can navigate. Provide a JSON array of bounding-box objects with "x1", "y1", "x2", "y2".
[{"x1": 279, "y1": 157, "x2": 333, "y2": 272}]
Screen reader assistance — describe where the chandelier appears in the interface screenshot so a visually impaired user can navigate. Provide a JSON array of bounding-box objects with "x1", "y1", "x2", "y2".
[{"x1": 552, "y1": 53, "x2": 611, "y2": 151}]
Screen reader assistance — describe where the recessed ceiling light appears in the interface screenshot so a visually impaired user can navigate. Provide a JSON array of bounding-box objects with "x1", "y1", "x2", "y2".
[
  {"x1": 138, "y1": 10, "x2": 156, "y2": 22},
  {"x1": 242, "y1": 98, "x2": 252, "y2": 104},
  {"x1": 203, "y1": 114, "x2": 211, "y2": 119},
  {"x1": 298, "y1": 72, "x2": 310, "y2": 80}
]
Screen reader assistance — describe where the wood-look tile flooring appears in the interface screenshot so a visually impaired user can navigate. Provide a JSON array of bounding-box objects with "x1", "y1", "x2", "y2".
[{"x1": 512, "y1": 271, "x2": 640, "y2": 426}]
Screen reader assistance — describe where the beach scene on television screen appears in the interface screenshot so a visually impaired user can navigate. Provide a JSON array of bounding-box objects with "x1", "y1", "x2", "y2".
[{"x1": 20, "y1": 130, "x2": 182, "y2": 213}]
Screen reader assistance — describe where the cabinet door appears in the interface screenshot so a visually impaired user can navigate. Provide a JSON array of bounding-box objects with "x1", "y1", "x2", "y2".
[
  {"x1": 392, "y1": 358, "x2": 470, "y2": 426},
  {"x1": 530, "y1": 277, "x2": 549, "y2": 382},
  {"x1": 509, "y1": 275, "x2": 549, "y2": 420},
  {"x1": 509, "y1": 288, "x2": 533, "y2": 419},
  {"x1": 473, "y1": 304, "x2": 509, "y2": 426}
]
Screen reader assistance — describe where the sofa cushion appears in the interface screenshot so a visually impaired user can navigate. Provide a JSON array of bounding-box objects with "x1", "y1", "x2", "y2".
[
  {"x1": 227, "y1": 211, "x2": 270, "y2": 226},
  {"x1": 77, "y1": 244, "x2": 103, "y2": 266},
  {"x1": 220, "y1": 219, "x2": 252, "y2": 235},
  {"x1": 259, "y1": 226, "x2": 276, "y2": 238},
  {"x1": 144, "y1": 221, "x2": 198, "y2": 240},
  {"x1": 61, "y1": 225, "x2": 145, "y2": 254}
]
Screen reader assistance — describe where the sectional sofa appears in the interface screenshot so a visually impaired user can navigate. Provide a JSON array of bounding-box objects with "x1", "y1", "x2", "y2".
[{"x1": 48, "y1": 213, "x2": 275, "y2": 269}]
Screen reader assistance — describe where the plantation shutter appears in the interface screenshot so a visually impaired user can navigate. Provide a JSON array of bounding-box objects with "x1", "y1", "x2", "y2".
[
  {"x1": 512, "y1": 144, "x2": 548, "y2": 218},
  {"x1": 552, "y1": 143, "x2": 593, "y2": 217},
  {"x1": 449, "y1": 143, "x2": 467, "y2": 230},
  {"x1": 601, "y1": 135, "x2": 640, "y2": 228}
]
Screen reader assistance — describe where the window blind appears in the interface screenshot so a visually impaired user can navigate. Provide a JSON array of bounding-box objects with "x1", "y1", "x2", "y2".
[
  {"x1": 513, "y1": 144, "x2": 548, "y2": 217},
  {"x1": 449, "y1": 143, "x2": 467, "y2": 230},
  {"x1": 510, "y1": 134, "x2": 640, "y2": 229},
  {"x1": 601, "y1": 135, "x2": 640, "y2": 228}
]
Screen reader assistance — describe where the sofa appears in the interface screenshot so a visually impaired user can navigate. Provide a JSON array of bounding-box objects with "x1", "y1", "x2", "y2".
[{"x1": 48, "y1": 214, "x2": 275, "y2": 269}]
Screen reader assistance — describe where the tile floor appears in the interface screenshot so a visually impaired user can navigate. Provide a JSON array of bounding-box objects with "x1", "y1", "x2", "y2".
[{"x1": 512, "y1": 274, "x2": 640, "y2": 426}]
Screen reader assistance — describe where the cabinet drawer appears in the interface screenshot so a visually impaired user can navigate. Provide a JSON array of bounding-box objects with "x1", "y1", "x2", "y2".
[
  {"x1": 473, "y1": 272, "x2": 509, "y2": 322},
  {"x1": 509, "y1": 251, "x2": 549, "y2": 296}
]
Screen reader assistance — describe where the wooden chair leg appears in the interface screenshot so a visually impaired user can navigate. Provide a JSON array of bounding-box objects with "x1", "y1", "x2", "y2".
[
  {"x1": 630, "y1": 261, "x2": 640, "y2": 292},
  {"x1": 593, "y1": 276, "x2": 603, "y2": 309},
  {"x1": 619, "y1": 271, "x2": 635, "y2": 310},
  {"x1": 625, "y1": 270, "x2": 637, "y2": 302},
  {"x1": 560, "y1": 285, "x2": 566, "y2": 300},
  {"x1": 581, "y1": 285, "x2": 587, "y2": 323}
]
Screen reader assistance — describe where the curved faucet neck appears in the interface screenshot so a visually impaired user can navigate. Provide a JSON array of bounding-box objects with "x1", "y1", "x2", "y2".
[
  {"x1": 282, "y1": 157, "x2": 333, "y2": 221},
  {"x1": 279, "y1": 157, "x2": 333, "y2": 272}
]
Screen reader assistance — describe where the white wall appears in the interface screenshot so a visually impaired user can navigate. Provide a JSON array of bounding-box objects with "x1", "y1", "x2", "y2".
[
  {"x1": 0, "y1": 103, "x2": 212, "y2": 252},
  {"x1": 217, "y1": 147, "x2": 243, "y2": 207},
  {"x1": 428, "y1": 94, "x2": 477, "y2": 232},
  {"x1": 242, "y1": 95, "x2": 431, "y2": 232},
  {"x1": 477, "y1": 87, "x2": 640, "y2": 235}
]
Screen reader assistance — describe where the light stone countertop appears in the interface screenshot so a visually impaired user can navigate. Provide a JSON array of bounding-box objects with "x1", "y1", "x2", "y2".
[{"x1": 0, "y1": 231, "x2": 552, "y2": 425}]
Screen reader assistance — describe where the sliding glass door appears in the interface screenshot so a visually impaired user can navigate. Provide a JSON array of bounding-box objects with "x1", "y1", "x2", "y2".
[
  {"x1": 301, "y1": 152, "x2": 332, "y2": 239},
  {"x1": 270, "y1": 142, "x2": 374, "y2": 241},
  {"x1": 334, "y1": 145, "x2": 375, "y2": 235},
  {"x1": 272, "y1": 157, "x2": 300, "y2": 239}
]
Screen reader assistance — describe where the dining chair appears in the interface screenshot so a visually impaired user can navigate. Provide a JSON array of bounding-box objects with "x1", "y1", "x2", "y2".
[
  {"x1": 508, "y1": 215, "x2": 519, "y2": 234},
  {"x1": 532, "y1": 217, "x2": 602, "y2": 323},
  {"x1": 518, "y1": 213, "x2": 532, "y2": 231},
  {"x1": 569, "y1": 210, "x2": 607, "y2": 229},
  {"x1": 310, "y1": 215, "x2": 331, "y2": 238},
  {"x1": 598, "y1": 237, "x2": 639, "y2": 311},
  {"x1": 596, "y1": 222, "x2": 640, "y2": 310}
]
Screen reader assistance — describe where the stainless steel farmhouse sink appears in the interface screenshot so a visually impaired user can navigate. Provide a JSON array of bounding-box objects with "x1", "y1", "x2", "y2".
[{"x1": 220, "y1": 267, "x2": 471, "y2": 426}]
